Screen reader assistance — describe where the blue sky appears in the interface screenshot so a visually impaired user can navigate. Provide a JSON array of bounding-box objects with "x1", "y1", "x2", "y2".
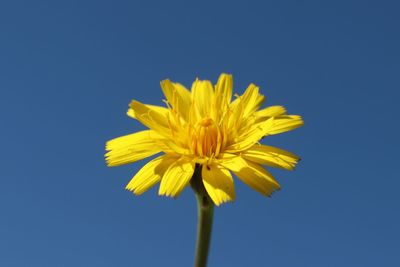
[{"x1": 1, "y1": 0, "x2": 399, "y2": 266}]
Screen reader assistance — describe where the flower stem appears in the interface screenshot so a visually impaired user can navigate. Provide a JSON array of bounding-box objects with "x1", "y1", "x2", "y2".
[{"x1": 191, "y1": 165, "x2": 214, "y2": 267}]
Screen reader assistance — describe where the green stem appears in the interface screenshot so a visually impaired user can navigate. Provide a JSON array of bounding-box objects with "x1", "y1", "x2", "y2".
[{"x1": 190, "y1": 165, "x2": 214, "y2": 267}]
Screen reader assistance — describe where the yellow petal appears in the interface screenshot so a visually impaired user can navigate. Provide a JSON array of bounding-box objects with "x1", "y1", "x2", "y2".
[
  {"x1": 262, "y1": 115, "x2": 304, "y2": 135},
  {"x1": 242, "y1": 144, "x2": 300, "y2": 170},
  {"x1": 202, "y1": 164, "x2": 235, "y2": 206},
  {"x1": 158, "y1": 158, "x2": 195, "y2": 197},
  {"x1": 226, "y1": 115, "x2": 304, "y2": 153},
  {"x1": 126, "y1": 154, "x2": 178, "y2": 195},
  {"x1": 191, "y1": 79, "x2": 214, "y2": 117},
  {"x1": 227, "y1": 83, "x2": 264, "y2": 135},
  {"x1": 160, "y1": 79, "x2": 191, "y2": 121},
  {"x1": 230, "y1": 83, "x2": 265, "y2": 118},
  {"x1": 105, "y1": 130, "x2": 162, "y2": 167},
  {"x1": 214, "y1": 73, "x2": 233, "y2": 116},
  {"x1": 219, "y1": 154, "x2": 280, "y2": 196},
  {"x1": 128, "y1": 100, "x2": 171, "y2": 136},
  {"x1": 127, "y1": 103, "x2": 169, "y2": 120},
  {"x1": 255, "y1": 106, "x2": 286, "y2": 119},
  {"x1": 226, "y1": 94, "x2": 244, "y2": 134}
]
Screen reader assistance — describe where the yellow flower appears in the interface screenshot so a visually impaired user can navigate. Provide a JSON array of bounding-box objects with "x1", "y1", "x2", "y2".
[{"x1": 105, "y1": 74, "x2": 303, "y2": 206}]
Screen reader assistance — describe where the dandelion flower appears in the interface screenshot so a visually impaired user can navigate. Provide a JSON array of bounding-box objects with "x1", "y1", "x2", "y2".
[{"x1": 105, "y1": 74, "x2": 303, "y2": 206}]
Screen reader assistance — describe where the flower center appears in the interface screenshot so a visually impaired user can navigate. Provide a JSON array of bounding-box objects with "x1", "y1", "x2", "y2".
[{"x1": 190, "y1": 117, "x2": 222, "y2": 158}]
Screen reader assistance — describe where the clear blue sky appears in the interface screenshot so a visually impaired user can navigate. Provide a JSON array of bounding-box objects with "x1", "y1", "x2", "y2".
[{"x1": 1, "y1": 0, "x2": 399, "y2": 266}]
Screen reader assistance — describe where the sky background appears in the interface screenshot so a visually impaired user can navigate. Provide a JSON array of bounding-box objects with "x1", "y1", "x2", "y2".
[{"x1": 1, "y1": 0, "x2": 399, "y2": 266}]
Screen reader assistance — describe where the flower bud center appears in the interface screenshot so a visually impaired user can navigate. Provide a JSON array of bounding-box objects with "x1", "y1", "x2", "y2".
[{"x1": 190, "y1": 117, "x2": 221, "y2": 158}]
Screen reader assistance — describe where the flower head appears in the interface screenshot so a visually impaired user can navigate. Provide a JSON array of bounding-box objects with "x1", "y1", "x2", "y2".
[{"x1": 105, "y1": 74, "x2": 303, "y2": 206}]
